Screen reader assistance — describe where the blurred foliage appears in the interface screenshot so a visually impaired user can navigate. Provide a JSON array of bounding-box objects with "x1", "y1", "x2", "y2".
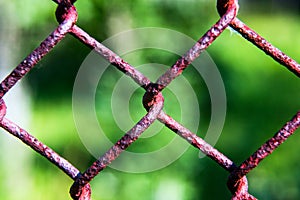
[{"x1": 1, "y1": 0, "x2": 300, "y2": 200}]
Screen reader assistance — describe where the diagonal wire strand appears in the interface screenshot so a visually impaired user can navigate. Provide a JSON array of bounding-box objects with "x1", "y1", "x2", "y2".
[
  {"x1": 70, "y1": 25, "x2": 151, "y2": 89},
  {"x1": 0, "y1": 5, "x2": 78, "y2": 99},
  {"x1": 158, "y1": 111, "x2": 236, "y2": 171},
  {"x1": 69, "y1": 93, "x2": 164, "y2": 199},
  {"x1": 228, "y1": 111, "x2": 300, "y2": 187},
  {"x1": 0, "y1": 117, "x2": 80, "y2": 179},
  {"x1": 230, "y1": 18, "x2": 300, "y2": 77},
  {"x1": 155, "y1": 0, "x2": 239, "y2": 91}
]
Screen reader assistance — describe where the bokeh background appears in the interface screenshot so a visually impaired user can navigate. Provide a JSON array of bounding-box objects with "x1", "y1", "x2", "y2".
[{"x1": 0, "y1": 0, "x2": 300, "y2": 199}]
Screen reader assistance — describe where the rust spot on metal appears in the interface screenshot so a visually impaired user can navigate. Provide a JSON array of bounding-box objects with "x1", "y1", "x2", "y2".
[{"x1": 0, "y1": 99, "x2": 7, "y2": 122}]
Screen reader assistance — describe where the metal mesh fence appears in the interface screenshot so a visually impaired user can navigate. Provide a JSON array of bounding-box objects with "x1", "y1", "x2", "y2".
[{"x1": 0, "y1": 0, "x2": 300, "y2": 199}]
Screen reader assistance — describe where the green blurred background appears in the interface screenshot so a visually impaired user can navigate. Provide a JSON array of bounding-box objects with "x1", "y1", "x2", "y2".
[{"x1": 0, "y1": 0, "x2": 300, "y2": 199}]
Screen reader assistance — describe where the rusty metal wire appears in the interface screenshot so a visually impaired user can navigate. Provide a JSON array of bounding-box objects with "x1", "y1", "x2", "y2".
[{"x1": 0, "y1": 0, "x2": 299, "y2": 199}]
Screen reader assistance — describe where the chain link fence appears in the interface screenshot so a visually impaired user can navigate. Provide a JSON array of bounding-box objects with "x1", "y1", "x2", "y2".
[{"x1": 0, "y1": 0, "x2": 299, "y2": 199}]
